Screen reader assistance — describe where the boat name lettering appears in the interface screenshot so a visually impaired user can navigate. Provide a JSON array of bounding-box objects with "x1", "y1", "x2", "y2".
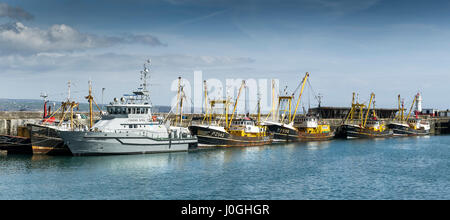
[
  {"x1": 210, "y1": 131, "x2": 226, "y2": 138},
  {"x1": 277, "y1": 128, "x2": 291, "y2": 134},
  {"x1": 128, "y1": 119, "x2": 147, "y2": 122}
]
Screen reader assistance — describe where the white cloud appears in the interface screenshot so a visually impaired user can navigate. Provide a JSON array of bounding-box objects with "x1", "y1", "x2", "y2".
[
  {"x1": 0, "y1": 22, "x2": 112, "y2": 53},
  {"x1": 0, "y1": 22, "x2": 166, "y2": 54}
]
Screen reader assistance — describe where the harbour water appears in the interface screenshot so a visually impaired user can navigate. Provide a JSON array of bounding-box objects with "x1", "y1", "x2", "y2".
[{"x1": 0, "y1": 136, "x2": 449, "y2": 200}]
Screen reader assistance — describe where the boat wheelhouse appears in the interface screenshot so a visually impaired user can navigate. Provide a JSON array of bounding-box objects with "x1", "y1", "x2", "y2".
[{"x1": 58, "y1": 60, "x2": 197, "y2": 156}]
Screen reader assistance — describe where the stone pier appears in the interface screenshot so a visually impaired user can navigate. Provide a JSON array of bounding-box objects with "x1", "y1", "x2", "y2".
[{"x1": 1, "y1": 111, "x2": 449, "y2": 136}]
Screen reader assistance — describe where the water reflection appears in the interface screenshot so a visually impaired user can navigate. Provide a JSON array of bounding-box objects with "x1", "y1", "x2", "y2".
[
  {"x1": 1, "y1": 135, "x2": 450, "y2": 199},
  {"x1": 305, "y1": 141, "x2": 331, "y2": 151}
]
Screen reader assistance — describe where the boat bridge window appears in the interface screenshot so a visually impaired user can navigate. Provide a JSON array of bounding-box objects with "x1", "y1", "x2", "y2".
[
  {"x1": 123, "y1": 107, "x2": 150, "y2": 114},
  {"x1": 128, "y1": 124, "x2": 138, "y2": 128},
  {"x1": 107, "y1": 106, "x2": 134, "y2": 115}
]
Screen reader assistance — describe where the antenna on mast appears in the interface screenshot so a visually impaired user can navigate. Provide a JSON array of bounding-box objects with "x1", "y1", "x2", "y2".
[
  {"x1": 317, "y1": 93, "x2": 323, "y2": 108},
  {"x1": 40, "y1": 92, "x2": 48, "y2": 102},
  {"x1": 133, "y1": 59, "x2": 152, "y2": 103}
]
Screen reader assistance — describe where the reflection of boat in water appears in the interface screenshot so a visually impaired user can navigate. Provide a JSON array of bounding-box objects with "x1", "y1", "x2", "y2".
[
  {"x1": 263, "y1": 72, "x2": 334, "y2": 142},
  {"x1": 336, "y1": 92, "x2": 393, "y2": 139},
  {"x1": 59, "y1": 60, "x2": 197, "y2": 156},
  {"x1": 189, "y1": 80, "x2": 272, "y2": 147},
  {"x1": 387, "y1": 93, "x2": 430, "y2": 136}
]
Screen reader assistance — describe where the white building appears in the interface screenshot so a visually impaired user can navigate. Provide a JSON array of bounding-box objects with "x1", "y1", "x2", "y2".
[
  {"x1": 439, "y1": 110, "x2": 450, "y2": 117},
  {"x1": 422, "y1": 108, "x2": 439, "y2": 116}
]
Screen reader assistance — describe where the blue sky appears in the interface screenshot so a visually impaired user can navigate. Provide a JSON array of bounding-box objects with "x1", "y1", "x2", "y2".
[{"x1": 1, "y1": 0, "x2": 450, "y2": 110}]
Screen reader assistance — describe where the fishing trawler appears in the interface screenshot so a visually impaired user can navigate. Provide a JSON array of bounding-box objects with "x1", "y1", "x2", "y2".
[
  {"x1": 263, "y1": 72, "x2": 334, "y2": 142},
  {"x1": 0, "y1": 126, "x2": 32, "y2": 154},
  {"x1": 295, "y1": 115, "x2": 333, "y2": 141},
  {"x1": 336, "y1": 92, "x2": 393, "y2": 139},
  {"x1": 58, "y1": 60, "x2": 197, "y2": 156},
  {"x1": 188, "y1": 80, "x2": 272, "y2": 147},
  {"x1": 169, "y1": 76, "x2": 193, "y2": 136},
  {"x1": 388, "y1": 93, "x2": 430, "y2": 136},
  {"x1": 27, "y1": 87, "x2": 80, "y2": 155}
]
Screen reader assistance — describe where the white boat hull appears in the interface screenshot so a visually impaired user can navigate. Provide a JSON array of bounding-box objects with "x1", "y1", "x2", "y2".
[{"x1": 59, "y1": 131, "x2": 197, "y2": 156}]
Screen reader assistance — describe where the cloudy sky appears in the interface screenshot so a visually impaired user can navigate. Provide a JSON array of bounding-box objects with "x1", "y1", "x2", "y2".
[{"x1": 1, "y1": 0, "x2": 450, "y2": 111}]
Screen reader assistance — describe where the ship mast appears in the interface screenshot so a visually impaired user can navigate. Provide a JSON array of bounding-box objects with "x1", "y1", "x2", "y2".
[
  {"x1": 406, "y1": 94, "x2": 418, "y2": 121},
  {"x1": 202, "y1": 80, "x2": 209, "y2": 125},
  {"x1": 272, "y1": 80, "x2": 276, "y2": 121},
  {"x1": 84, "y1": 81, "x2": 103, "y2": 130},
  {"x1": 344, "y1": 92, "x2": 366, "y2": 125},
  {"x1": 257, "y1": 93, "x2": 261, "y2": 124},
  {"x1": 179, "y1": 85, "x2": 185, "y2": 126},
  {"x1": 228, "y1": 80, "x2": 246, "y2": 129},
  {"x1": 40, "y1": 92, "x2": 48, "y2": 118},
  {"x1": 133, "y1": 59, "x2": 151, "y2": 103},
  {"x1": 86, "y1": 80, "x2": 94, "y2": 129},
  {"x1": 290, "y1": 72, "x2": 309, "y2": 124},
  {"x1": 363, "y1": 93, "x2": 375, "y2": 128},
  {"x1": 175, "y1": 76, "x2": 181, "y2": 127}
]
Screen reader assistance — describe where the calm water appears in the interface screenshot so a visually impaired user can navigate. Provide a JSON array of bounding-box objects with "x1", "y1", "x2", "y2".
[{"x1": 1, "y1": 136, "x2": 449, "y2": 200}]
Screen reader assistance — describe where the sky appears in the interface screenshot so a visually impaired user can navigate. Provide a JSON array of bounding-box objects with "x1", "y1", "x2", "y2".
[{"x1": 1, "y1": 0, "x2": 450, "y2": 112}]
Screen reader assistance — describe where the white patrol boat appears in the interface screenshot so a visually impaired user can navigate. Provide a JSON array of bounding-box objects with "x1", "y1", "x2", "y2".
[{"x1": 58, "y1": 60, "x2": 197, "y2": 156}]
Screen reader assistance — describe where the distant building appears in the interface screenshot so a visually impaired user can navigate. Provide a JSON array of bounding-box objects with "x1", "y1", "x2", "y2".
[
  {"x1": 439, "y1": 110, "x2": 450, "y2": 117},
  {"x1": 421, "y1": 108, "x2": 439, "y2": 116},
  {"x1": 308, "y1": 107, "x2": 398, "y2": 119}
]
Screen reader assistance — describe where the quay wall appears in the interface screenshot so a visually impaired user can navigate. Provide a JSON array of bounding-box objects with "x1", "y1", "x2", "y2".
[
  {"x1": 1, "y1": 111, "x2": 450, "y2": 136},
  {"x1": 0, "y1": 111, "x2": 100, "y2": 136}
]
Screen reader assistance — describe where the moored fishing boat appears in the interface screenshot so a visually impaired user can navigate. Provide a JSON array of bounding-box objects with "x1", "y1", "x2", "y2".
[
  {"x1": 263, "y1": 72, "x2": 334, "y2": 142},
  {"x1": 336, "y1": 92, "x2": 393, "y2": 139},
  {"x1": 28, "y1": 123, "x2": 72, "y2": 155},
  {"x1": 0, "y1": 126, "x2": 32, "y2": 154},
  {"x1": 295, "y1": 115, "x2": 334, "y2": 141},
  {"x1": 188, "y1": 80, "x2": 272, "y2": 147},
  {"x1": 189, "y1": 118, "x2": 272, "y2": 147},
  {"x1": 387, "y1": 93, "x2": 430, "y2": 136},
  {"x1": 58, "y1": 60, "x2": 197, "y2": 156},
  {"x1": 27, "y1": 90, "x2": 78, "y2": 155}
]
